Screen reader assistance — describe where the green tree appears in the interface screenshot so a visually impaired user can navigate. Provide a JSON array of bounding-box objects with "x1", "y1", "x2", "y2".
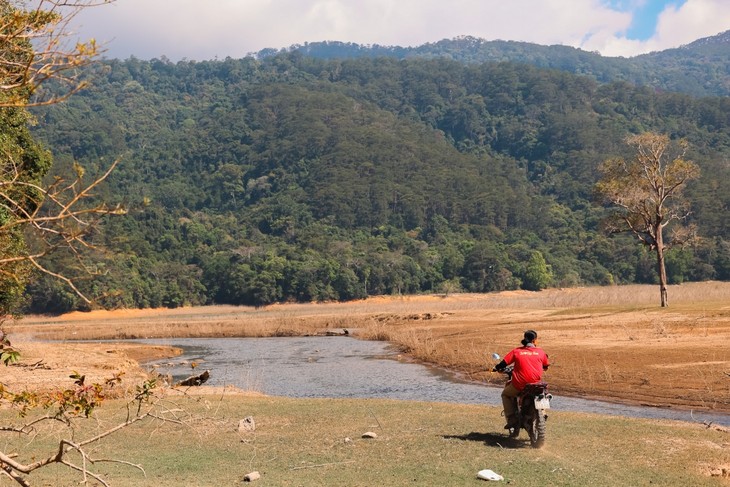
[
  {"x1": 522, "y1": 250, "x2": 552, "y2": 291},
  {"x1": 595, "y1": 133, "x2": 700, "y2": 307},
  {"x1": 462, "y1": 242, "x2": 518, "y2": 292},
  {"x1": 665, "y1": 248, "x2": 693, "y2": 284}
]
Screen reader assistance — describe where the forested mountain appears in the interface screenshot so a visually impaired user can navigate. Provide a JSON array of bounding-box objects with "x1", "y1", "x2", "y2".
[
  {"x1": 26, "y1": 45, "x2": 730, "y2": 312},
  {"x1": 266, "y1": 30, "x2": 730, "y2": 97}
]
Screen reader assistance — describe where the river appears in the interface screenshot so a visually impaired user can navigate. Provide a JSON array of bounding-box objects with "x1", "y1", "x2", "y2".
[{"x1": 139, "y1": 336, "x2": 730, "y2": 427}]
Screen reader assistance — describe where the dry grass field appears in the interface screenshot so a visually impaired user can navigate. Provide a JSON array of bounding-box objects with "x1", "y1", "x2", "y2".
[
  {"x1": 5, "y1": 281, "x2": 730, "y2": 412},
  {"x1": 2, "y1": 395, "x2": 727, "y2": 486}
]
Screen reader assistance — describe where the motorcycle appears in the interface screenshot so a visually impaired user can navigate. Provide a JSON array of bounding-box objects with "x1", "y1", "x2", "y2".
[{"x1": 492, "y1": 353, "x2": 552, "y2": 448}]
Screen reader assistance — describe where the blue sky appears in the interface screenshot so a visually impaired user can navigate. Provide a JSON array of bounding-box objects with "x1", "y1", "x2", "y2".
[
  {"x1": 625, "y1": 0, "x2": 687, "y2": 40},
  {"x1": 67, "y1": 0, "x2": 728, "y2": 61}
]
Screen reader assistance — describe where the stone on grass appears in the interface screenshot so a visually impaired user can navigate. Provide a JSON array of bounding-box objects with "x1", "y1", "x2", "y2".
[
  {"x1": 238, "y1": 416, "x2": 256, "y2": 432},
  {"x1": 477, "y1": 469, "x2": 504, "y2": 481},
  {"x1": 243, "y1": 471, "x2": 261, "y2": 482}
]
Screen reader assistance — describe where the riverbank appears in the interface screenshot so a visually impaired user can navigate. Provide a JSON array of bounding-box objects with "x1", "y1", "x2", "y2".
[{"x1": 5, "y1": 282, "x2": 730, "y2": 410}]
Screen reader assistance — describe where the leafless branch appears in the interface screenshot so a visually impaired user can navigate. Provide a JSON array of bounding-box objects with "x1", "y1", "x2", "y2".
[
  {"x1": 0, "y1": 0, "x2": 114, "y2": 108},
  {"x1": 0, "y1": 387, "x2": 187, "y2": 485},
  {"x1": 0, "y1": 156, "x2": 125, "y2": 302}
]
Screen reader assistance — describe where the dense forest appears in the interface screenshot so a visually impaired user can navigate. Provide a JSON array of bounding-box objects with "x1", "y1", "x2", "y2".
[
  {"x1": 25, "y1": 31, "x2": 730, "y2": 312},
  {"x1": 270, "y1": 30, "x2": 730, "y2": 98}
]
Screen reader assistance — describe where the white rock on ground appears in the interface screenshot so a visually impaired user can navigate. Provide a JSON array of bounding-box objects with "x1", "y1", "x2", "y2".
[{"x1": 243, "y1": 471, "x2": 261, "y2": 482}]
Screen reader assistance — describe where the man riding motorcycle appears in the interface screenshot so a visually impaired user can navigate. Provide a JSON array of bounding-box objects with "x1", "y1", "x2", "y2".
[{"x1": 492, "y1": 330, "x2": 550, "y2": 431}]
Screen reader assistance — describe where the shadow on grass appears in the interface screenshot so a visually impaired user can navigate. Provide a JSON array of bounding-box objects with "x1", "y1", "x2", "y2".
[{"x1": 443, "y1": 431, "x2": 531, "y2": 449}]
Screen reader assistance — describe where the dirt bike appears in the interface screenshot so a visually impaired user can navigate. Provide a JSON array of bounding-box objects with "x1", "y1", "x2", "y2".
[{"x1": 492, "y1": 354, "x2": 552, "y2": 448}]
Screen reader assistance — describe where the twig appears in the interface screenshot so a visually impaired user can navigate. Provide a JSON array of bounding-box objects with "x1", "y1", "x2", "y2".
[
  {"x1": 290, "y1": 460, "x2": 356, "y2": 471},
  {"x1": 91, "y1": 458, "x2": 146, "y2": 477},
  {"x1": 367, "y1": 407, "x2": 383, "y2": 431},
  {"x1": 689, "y1": 409, "x2": 715, "y2": 428},
  {"x1": 213, "y1": 382, "x2": 229, "y2": 417},
  {"x1": 60, "y1": 459, "x2": 109, "y2": 487},
  {"x1": 0, "y1": 467, "x2": 30, "y2": 487}
]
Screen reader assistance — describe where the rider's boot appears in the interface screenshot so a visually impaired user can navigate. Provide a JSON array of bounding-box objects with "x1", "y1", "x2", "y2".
[{"x1": 504, "y1": 413, "x2": 519, "y2": 437}]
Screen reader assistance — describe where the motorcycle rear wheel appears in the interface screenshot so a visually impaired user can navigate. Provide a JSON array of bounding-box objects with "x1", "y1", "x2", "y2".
[{"x1": 528, "y1": 412, "x2": 546, "y2": 448}]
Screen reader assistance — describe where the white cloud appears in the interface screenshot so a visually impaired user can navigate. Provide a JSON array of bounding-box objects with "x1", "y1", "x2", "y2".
[
  {"x1": 655, "y1": 0, "x2": 730, "y2": 46},
  {"x1": 68, "y1": 0, "x2": 730, "y2": 60},
  {"x1": 582, "y1": 0, "x2": 730, "y2": 56}
]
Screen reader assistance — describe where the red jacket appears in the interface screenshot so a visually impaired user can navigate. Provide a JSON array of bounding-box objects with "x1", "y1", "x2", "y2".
[{"x1": 503, "y1": 345, "x2": 549, "y2": 391}]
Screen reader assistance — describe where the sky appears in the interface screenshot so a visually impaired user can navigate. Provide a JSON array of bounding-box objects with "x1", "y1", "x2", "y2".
[{"x1": 65, "y1": 0, "x2": 730, "y2": 61}]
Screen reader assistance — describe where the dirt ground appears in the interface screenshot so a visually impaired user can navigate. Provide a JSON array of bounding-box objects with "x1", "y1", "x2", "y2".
[{"x1": 3, "y1": 281, "x2": 730, "y2": 412}]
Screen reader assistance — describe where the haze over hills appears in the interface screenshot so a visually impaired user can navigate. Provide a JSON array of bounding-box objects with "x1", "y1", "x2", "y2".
[{"x1": 26, "y1": 30, "x2": 730, "y2": 312}]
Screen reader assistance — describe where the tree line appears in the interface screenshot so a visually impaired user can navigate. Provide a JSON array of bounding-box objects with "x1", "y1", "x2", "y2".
[{"x1": 25, "y1": 51, "x2": 730, "y2": 311}]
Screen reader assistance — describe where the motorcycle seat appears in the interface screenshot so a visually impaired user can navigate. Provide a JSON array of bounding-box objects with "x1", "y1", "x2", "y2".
[{"x1": 522, "y1": 382, "x2": 548, "y2": 395}]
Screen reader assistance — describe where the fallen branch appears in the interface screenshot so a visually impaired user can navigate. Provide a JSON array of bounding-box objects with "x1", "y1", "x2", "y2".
[
  {"x1": 176, "y1": 370, "x2": 210, "y2": 387},
  {"x1": 8, "y1": 360, "x2": 49, "y2": 370},
  {"x1": 290, "y1": 460, "x2": 356, "y2": 471}
]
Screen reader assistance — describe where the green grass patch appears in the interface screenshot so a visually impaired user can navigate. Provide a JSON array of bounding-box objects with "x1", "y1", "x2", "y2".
[{"x1": 1, "y1": 395, "x2": 728, "y2": 486}]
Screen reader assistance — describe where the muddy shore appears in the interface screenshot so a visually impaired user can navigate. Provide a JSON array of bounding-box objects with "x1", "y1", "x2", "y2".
[{"x1": 4, "y1": 282, "x2": 730, "y2": 411}]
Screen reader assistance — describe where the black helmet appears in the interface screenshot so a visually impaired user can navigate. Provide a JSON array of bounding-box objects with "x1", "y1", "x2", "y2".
[{"x1": 521, "y1": 330, "x2": 537, "y2": 346}]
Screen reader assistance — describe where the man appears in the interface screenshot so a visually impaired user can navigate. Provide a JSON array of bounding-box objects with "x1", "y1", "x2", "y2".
[{"x1": 492, "y1": 330, "x2": 549, "y2": 431}]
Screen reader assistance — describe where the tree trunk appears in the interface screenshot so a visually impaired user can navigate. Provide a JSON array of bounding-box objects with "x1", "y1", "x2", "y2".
[{"x1": 656, "y1": 227, "x2": 668, "y2": 307}]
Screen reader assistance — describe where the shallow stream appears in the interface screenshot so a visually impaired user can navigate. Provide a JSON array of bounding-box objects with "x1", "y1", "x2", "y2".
[{"x1": 139, "y1": 336, "x2": 730, "y2": 427}]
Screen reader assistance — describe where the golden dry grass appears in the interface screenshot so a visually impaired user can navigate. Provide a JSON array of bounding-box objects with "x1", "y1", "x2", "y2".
[{"x1": 7, "y1": 281, "x2": 730, "y2": 411}]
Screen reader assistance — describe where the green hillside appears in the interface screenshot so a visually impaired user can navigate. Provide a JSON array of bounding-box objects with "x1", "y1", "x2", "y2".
[
  {"x1": 27, "y1": 51, "x2": 730, "y2": 311},
  {"x1": 273, "y1": 30, "x2": 730, "y2": 97}
]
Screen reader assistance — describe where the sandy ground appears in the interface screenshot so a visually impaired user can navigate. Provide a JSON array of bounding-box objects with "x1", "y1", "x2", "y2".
[
  {"x1": 0, "y1": 341, "x2": 180, "y2": 397},
  {"x1": 3, "y1": 281, "x2": 730, "y2": 412}
]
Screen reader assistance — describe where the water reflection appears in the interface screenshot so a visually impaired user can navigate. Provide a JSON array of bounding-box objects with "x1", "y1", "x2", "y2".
[{"x1": 139, "y1": 336, "x2": 730, "y2": 427}]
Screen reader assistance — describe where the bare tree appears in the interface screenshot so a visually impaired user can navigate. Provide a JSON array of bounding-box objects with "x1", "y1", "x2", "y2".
[
  {"x1": 1, "y1": 0, "x2": 111, "y2": 108},
  {"x1": 0, "y1": 3, "x2": 174, "y2": 485},
  {"x1": 0, "y1": 0, "x2": 122, "y2": 312},
  {"x1": 595, "y1": 132, "x2": 700, "y2": 307}
]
